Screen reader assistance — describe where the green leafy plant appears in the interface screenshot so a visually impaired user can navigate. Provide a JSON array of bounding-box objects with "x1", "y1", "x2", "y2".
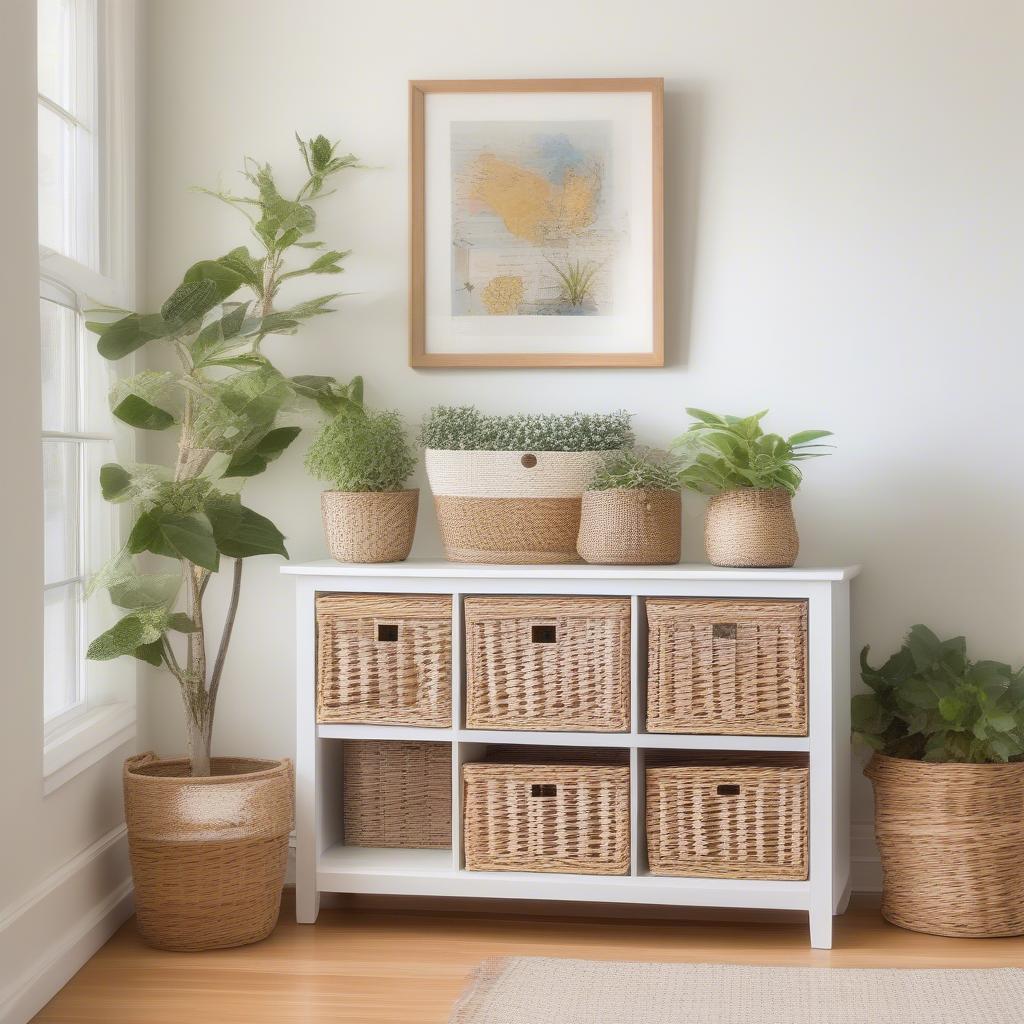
[
  {"x1": 671, "y1": 408, "x2": 832, "y2": 495},
  {"x1": 305, "y1": 406, "x2": 416, "y2": 492},
  {"x1": 547, "y1": 257, "x2": 599, "y2": 308},
  {"x1": 588, "y1": 448, "x2": 681, "y2": 491},
  {"x1": 853, "y1": 625, "x2": 1024, "y2": 763},
  {"x1": 85, "y1": 133, "x2": 362, "y2": 776},
  {"x1": 420, "y1": 406, "x2": 633, "y2": 452}
]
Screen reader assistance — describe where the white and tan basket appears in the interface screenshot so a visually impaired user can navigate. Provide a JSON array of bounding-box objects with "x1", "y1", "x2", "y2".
[{"x1": 424, "y1": 448, "x2": 607, "y2": 564}]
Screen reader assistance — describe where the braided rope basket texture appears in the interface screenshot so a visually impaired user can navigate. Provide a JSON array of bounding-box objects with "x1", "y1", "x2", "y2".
[
  {"x1": 123, "y1": 753, "x2": 293, "y2": 951},
  {"x1": 866, "y1": 753, "x2": 1024, "y2": 937},
  {"x1": 704, "y1": 487, "x2": 799, "y2": 567},
  {"x1": 320, "y1": 489, "x2": 418, "y2": 563},
  {"x1": 577, "y1": 489, "x2": 681, "y2": 565},
  {"x1": 316, "y1": 593, "x2": 452, "y2": 727}
]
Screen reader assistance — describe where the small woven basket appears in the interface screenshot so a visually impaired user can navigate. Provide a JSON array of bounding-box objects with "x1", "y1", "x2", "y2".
[
  {"x1": 646, "y1": 754, "x2": 809, "y2": 880},
  {"x1": 343, "y1": 740, "x2": 452, "y2": 849},
  {"x1": 464, "y1": 596, "x2": 631, "y2": 731},
  {"x1": 704, "y1": 487, "x2": 799, "y2": 567},
  {"x1": 577, "y1": 489, "x2": 681, "y2": 565},
  {"x1": 123, "y1": 753, "x2": 293, "y2": 951},
  {"x1": 321, "y1": 489, "x2": 418, "y2": 563},
  {"x1": 866, "y1": 753, "x2": 1024, "y2": 937},
  {"x1": 316, "y1": 593, "x2": 452, "y2": 727}
]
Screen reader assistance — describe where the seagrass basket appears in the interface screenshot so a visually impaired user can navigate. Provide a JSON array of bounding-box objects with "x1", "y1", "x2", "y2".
[
  {"x1": 577, "y1": 489, "x2": 681, "y2": 565},
  {"x1": 320, "y1": 489, "x2": 418, "y2": 563},
  {"x1": 316, "y1": 593, "x2": 451, "y2": 727},
  {"x1": 464, "y1": 596, "x2": 631, "y2": 731},
  {"x1": 646, "y1": 598, "x2": 807, "y2": 736},
  {"x1": 646, "y1": 754, "x2": 809, "y2": 880},
  {"x1": 705, "y1": 487, "x2": 799, "y2": 567},
  {"x1": 343, "y1": 740, "x2": 452, "y2": 849}
]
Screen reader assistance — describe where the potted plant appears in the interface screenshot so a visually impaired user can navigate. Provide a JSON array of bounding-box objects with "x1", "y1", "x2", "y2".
[
  {"x1": 420, "y1": 406, "x2": 633, "y2": 563},
  {"x1": 854, "y1": 625, "x2": 1024, "y2": 937},
  {"x1": 85, "y1": 133, "x2": 361, "y2": 951},
  {"x1": 305, "y1": 401, "x2": 419, "y2": 562},
  {"x1": 672, "y1": 408, "x2": 832, "y2": 567},
  {"x1": 576, "y1": 448, "x2": 682, "y2": 564}
]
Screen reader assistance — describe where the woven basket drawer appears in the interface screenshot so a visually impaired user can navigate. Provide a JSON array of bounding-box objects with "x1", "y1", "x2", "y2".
[
  {"x1": 646, "y1": 756, "x2": 809, "y2": 880},
  {"x1": 316, "y1": 594, "x2": 451, "y2": 727},
  {"x1": 646, "y1": 598, "x2": 807, "y2": 736},
  {"x1": 342, "y1": 741, "x2": 452, "y2": 849},
  {"x1": 464, "y1": 597, "x2": 631, "y2": 732},
  {"x1": 463, "y1": 758, "x2": 630, "y2": 875}
]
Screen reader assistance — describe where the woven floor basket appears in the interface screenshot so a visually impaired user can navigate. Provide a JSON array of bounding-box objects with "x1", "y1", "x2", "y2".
[
  {"x1": 320, "y1": 489, "x2": 418, "y2": 563},
  {"x1": 646, "y1": 754, "x2": 809, "y2": 880},
  {"x1": 577, "y1": 489, "x2": 681, "y2": 565},
  {"x1": 343, "y1": 740, "x2": 452, "y2": 848},
  {"x1": 704, "y1": 487, "x2": 799, "y2": 567},
  {"x1": 464, "y1": 597, "x2": 631, "y2": 732},
  {"x1": 463, "y1": 757, "x2": 630, "y2": 874},
  {"x1": 646, "y1": 598, "x2": 808, "y2": 736},
  {"x1": 123, "y1": 753, "x2": 293, "y2": 951},
  {"x1": 865, "y1": 753, "x2": 1024, "y2": 937},
  {"x1": 316, "y1": 593, "x2": 451, "y2": 727}
]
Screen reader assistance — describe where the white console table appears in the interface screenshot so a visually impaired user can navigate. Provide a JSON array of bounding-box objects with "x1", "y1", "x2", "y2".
[{"x1": 282, "y1": 560, "x2": 858, "y2": 948}]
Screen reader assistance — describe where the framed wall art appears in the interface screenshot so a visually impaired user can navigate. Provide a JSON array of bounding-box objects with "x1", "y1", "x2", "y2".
[{"x1": 409, "y1": 78, "x2": 664, "y2": 368}]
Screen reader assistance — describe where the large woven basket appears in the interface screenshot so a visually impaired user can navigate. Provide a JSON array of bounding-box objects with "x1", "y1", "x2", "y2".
[
  {"x1": 577, "y1": 488, "x2": 681, "y2": 565},
  {"x1": 343, "y1": 740, "x2": 452, "y2": 849},
  {"x1": 865, "y1": 754, "x2": 1024, "y2": 937},
  {"x1": 704, "y1": 487, "x2": 799, "y2": 567},
  {"x1": 646, "y1": 598, "x2": 807, "y2": 736},
  {"x1": 646, "y1": 754, "x2": 809, "y2": 880},
  {"x1": 464, "y1": 596, "x2": 631, "y2": 732},
  {"x1": 463, "y1": 755, "x2": 630, "y2": 874},
  {"x1": 316, "y1": 593, "x2": 451, "y2": 727},
  {"x1": 320, "y1": 489, "x2": 418, "y2": 563},
  {"x1": 425, "y1": 448, "x2": 607, "y2": 563},
  {"x1": 123, "y1": 753, "x2": 293, "y2": 951}
]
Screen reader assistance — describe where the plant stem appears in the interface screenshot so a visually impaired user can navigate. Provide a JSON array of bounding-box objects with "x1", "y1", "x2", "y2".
[{"x1": 208, "y1": 557, "x2": 243, "y2": 712}]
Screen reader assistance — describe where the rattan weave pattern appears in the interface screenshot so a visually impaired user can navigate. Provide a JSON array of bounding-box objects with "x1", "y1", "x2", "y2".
[
  {"x1": 320, "y1": 489, "x2": 418, "y2": 563},
  {"x1": 576, "y1": 489, "x2": 681, "y2": 565},
  {"x1": 704, "y1": 487, "x2": 799, "y2": 567}
]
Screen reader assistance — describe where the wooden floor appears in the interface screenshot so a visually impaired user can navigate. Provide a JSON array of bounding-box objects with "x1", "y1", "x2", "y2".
[{"x1": 34, "y1": 893, "x2": 1024, "y2": 1023}]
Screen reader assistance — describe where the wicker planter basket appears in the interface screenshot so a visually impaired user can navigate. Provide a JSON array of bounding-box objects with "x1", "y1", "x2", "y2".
[
  {"x1": 704, "y1": 487, "x2": 799, "y2": 567},
  {"x1": 865, "y1": 753, "x2": 1024, "y2": 937},
  {"x1": 123, "y1": 753, "x2": 293, "y2": 951},
  {"x1": 646, "y1": 598, "x2": 808, "y2": 736},
  {"x1": 646, "y1": 754, "x2": 809, "y2": 880},
  {"x1": 464, "y1": 596, "x2": 631, "y2": 732},
  {"x1": 424, "y1": 448, "x2": 607, "y2": 563},
  {"x1": 320, "y1": 489, "x2": 418, "y2": 563},
  {"x1": 343, "y1": 740, "x2": 452, "y2": 849},
  {"x1": 576, "y1": 489, "x2": 681, "y2": 565},
  {"x1": 316, "y1": 593, "x2": 451, "y2": 727},
  {"x1": 463, "y1": 755, "x2": 630, "y2": 874}
]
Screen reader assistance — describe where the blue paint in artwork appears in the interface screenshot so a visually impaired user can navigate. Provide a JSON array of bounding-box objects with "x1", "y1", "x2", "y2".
[{"x1": 536, "y1": 133, "x2": 588, "y2": 184}]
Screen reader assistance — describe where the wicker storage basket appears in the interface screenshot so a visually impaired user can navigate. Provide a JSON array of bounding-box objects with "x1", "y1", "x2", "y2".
[
  {"x1": 704, "y1": 487, "x2": 799, "y2": 567},
  {"x1": 646, "y1": 754, "x2": 809, "y2": 880},
  {"x1": 646, "y1": 598, "x2": 807, "y2": 736},
  {"x1": 320, "y1": 489, "x2": 418, "y2": 563},
  {"x1": 343, "y1": 740, "x2": 452, "y2": 849},
  {"x1": 577, "y1": 489, "x2": 681, "y2": 565},
  {"x1": 123, "y1": 753, "x2": 293, "y2": 951},
  {"x1": 865, "y1": 754, "x2": 1024, "y2": 937},
  {"x1": 464, "y1": 596, "x2": 631, "y2": 732},
  {"x1": 316, "y1": 593, "x2": 451, "y2": 727},
  {"x1": 463, "y1": 755, "x2": 630, "y2": 874}
]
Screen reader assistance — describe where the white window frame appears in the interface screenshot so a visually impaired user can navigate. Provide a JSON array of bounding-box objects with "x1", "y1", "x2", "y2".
[{"x1": 39, "y1": 0, "x2": 138, "y2": 794}]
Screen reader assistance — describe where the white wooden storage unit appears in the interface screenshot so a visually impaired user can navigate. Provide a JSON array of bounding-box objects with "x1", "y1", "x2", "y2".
[{"x1": 283, "y1": 559, "x2": 859, "y2": 949}]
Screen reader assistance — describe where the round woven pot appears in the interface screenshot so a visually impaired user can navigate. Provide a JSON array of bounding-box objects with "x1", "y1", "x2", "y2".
[
  {"x1": 424, "y1": 449, "x2": 607, "y2": 564},
  {"x1": 865, "y1": 753, "x2": 1024, "y2": 937},
  {"x1": 123, "y1": 753, "x2": 293, "y2": 951},
  {"x1": 321, "y1": 489, "x2": 418, "y2": 563},
  {"x1": 577, "y1": 489, "x2": 681, "y2": 565},
  {"x1": 704, "y1": 487, "x2": 799, "y2": 567}
]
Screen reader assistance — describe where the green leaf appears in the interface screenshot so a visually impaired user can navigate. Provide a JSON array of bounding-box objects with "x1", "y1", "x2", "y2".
[
  {"x1": 205, "y1": 493, "x2": 288, "y2": 559},
  {"x1": 87, "y1": 615, "x2": 147, "y2": 661},
  {"x1": 92, "y1": 313, "x2": 170, "y2": 360},
  {"x1": 160, "y1": 279, "x2": 220, "y2": 327},
  {"x1": 111, "y1": 394, "x2": 175, "y2": 430},
  {"x1": 108, "y1": 573, "x2": 181, "y2": 610},
  {"x1": 100, "y1": 463, "x2": 133, "y2": 502},
  {"x1": 183, "y1": 258, "x2": 245, "y2": 303},
  {"x1": 938, "y1": 695, "x2": 965, "y2": 723},
  {"x1": 851, "y1": 692, "x2": 892, "y2": 734},
  {"x1": 167, "y1": 612, "x2": 199, "y2": 633},
  {"x1": 218, "y1": 247, "x2": 264, "y2": 292},
  {"x1": 133, "y1": 641, "x2": 164, "y2": 666},
  {"x1": 906, "y1": 624, "x2": 944, "y2": 671},
  {"x1": 223, "y1": 426, "x2": 301, "y2": 478},
  {"x1": 127, "y1": 509, "x2": 219, "y2": 571},
  {"x1": 788, "y1": 429, "x2": 833, "y2": 445},
  {"x1": 191, "y1": 302, "x2": 251, "y2": 365}
]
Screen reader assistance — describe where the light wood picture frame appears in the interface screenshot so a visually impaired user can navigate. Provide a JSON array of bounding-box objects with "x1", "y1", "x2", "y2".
[{"x1": 410, "y1": 78, "x2": 664, "y2": 368}]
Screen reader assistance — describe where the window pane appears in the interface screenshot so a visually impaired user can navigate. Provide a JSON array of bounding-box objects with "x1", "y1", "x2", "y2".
[
  {"x1": 44, "y1": 582, "x2": 81, "y2": 721},
  {"x1": 37, "y1": 0, "x2": 73, "y2": 109},
  {"x1": 82, "y1": 440, "x2": 117, "y2": 577},
  {"x1": 43, "y1": 441, "x2": 79, "y2": 585},
  {"x1": 38, "y1": 104, "x2": 73, "y2": 256},
  {"x1": 40, "y1": 298, "x2": 78, "y2": 432}
]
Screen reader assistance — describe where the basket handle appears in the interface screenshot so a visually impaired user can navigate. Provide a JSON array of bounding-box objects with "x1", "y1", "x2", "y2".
[{"x1": 712, "y1": 622, "x2": 737, "y2": 640}]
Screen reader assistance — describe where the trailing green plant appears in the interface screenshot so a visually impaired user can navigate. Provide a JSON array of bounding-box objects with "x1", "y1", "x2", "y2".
[
  {"x1": 420, "y1": 406, "x2": 633, "y2": 452},
  {"x1": 305, "y1": 406, "x2": 416, "y2": 492},
  {"x1": 852, "y1": 625, "x2": 1024, "y2": 763},
  {"x1": 84, "y1": 133, "x2": 362, "y2": 777},
  {"x1": 671, "y1": 408, "x2": 832, "y2": 495},
  {"x1": 588, "y1": 448, "x2": 681, "y2": 491},
  {"x1": 547, "y1": 257, "x2": 599, "y2": 308}
]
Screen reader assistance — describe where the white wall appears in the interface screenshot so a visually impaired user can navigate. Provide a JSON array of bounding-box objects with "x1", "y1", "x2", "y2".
[{"x1": 142, "y1": 0, "x2": 1024, "y2": 853}]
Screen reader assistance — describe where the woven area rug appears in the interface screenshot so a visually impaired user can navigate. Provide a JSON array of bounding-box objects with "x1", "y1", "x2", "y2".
[{"x1": 450, "y1": 957, "x2": 1024, "y2": 1023}]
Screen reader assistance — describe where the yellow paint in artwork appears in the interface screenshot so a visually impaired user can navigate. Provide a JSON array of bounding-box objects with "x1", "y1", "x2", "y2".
[
  {"x1": 481, "y1": 275, "x2": 525, "y2": 315},
  {"x1": 557, "y1": 168, "x2": 599, "y2": 234}
]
